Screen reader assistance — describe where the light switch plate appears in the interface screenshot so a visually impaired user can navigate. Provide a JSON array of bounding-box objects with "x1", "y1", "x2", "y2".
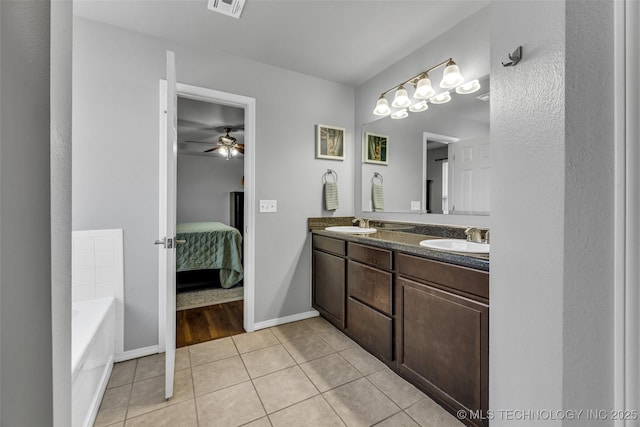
[
  {"x1": 259, "y1": 200, "x2": 277, "y2": 213},
  {"x1": 411, "y1": 201, "x2": 421, "y2": 211}
]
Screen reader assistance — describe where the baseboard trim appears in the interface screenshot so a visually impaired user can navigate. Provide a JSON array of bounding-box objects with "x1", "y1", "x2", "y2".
[
  {"x1": 253, "y1": 310, "x2": 319, "y2": 330},
  {"x1": 115, "y1": 345, "x2": 159, "y2": 362}
]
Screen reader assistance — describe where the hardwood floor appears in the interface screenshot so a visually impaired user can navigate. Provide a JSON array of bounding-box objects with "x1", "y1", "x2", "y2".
[{"x1": 176, "y1": 300, "x2": 244, "y2": 348}]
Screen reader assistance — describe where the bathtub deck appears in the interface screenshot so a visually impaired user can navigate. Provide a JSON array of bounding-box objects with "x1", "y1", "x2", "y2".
[{"x1": 176, "y1": 300, "x2": 244, "y2": 347}]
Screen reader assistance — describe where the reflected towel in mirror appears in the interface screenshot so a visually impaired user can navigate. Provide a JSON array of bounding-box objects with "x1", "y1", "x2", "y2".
[
  {"x1": 324, "y1": 182, "x2": 339, "y2": 210},
  {"x1": 372, "y1": 182, "x2": 384, "y2": 212}
]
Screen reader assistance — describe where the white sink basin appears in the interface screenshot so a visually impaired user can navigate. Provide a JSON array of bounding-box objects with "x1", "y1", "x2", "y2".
[
  {"x1": 325, "y1": 226, "x2": 377, "y2": 234},
  {"x1": 419, "y1": 239, "x2": 490, "y2": 254}
]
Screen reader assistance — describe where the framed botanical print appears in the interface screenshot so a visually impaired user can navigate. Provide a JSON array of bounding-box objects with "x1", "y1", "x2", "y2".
[
  {"x1": 365, "y1": 132, "x2": 388, "y2": 165},
  {"x1": 316, "y1": 124, "x2": 345, "y2": 160}
]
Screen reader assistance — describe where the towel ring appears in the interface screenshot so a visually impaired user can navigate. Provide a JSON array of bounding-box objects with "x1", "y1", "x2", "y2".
[
  {"x1": 372, "y1": 172, "x2": 383, "y2": 184},
  {"x1": 322, "y1": 169, "x2": 338, "y2": 184}
]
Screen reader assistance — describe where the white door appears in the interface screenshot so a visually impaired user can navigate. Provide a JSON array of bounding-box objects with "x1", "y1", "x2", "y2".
[
  {"x1": 451, "y1": 136, "x2": 490, "y2": 213},
  {"x1": 156, "y1": 50, "x2": 177, "y2": 399}
]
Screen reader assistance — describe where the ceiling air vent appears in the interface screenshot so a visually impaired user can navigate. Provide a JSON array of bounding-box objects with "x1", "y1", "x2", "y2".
[{"x1": 207, "y1": 0, "x2": 246, "y2": 19}]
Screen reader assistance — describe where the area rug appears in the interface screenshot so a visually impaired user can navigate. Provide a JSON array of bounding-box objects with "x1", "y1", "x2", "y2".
[{"x1": 176, "y1": 286, "x2": 244, "y2": 311}]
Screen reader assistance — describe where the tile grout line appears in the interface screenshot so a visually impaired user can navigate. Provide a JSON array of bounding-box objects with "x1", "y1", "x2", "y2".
[{"x1": 186, "y1": 345, "x2": 201, "y2": 427}]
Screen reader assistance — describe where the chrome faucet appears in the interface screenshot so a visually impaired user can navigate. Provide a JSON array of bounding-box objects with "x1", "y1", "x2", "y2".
[
  {"x1": 464, "y1": 227, "x2": 483, "y2": 243},
  {"x1": 353, "y1": 217, "x2": 370, "y2": 228}
]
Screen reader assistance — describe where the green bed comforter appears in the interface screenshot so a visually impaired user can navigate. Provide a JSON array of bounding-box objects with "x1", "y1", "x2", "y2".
[{"x1": 176, "y1": 222, "x2": 243, "y2": 288}]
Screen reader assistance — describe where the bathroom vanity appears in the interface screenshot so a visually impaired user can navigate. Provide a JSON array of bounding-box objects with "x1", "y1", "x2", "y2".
[{"x1": 310, "y1": 219, "x2": 489, "y2": 427}]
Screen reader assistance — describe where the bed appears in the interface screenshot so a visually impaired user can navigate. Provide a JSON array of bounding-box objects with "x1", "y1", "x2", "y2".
[{"x1": 176, "y1": 222, "x2": 244, "y2": 289}]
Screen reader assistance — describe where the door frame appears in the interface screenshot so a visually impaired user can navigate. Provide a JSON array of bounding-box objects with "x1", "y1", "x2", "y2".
[{"x1": 158, "y1": 82, "x2": 256, "y2": 352}]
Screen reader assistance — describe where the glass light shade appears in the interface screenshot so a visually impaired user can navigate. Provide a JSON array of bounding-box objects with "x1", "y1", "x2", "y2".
[
  {"x1": 440, "y1": 61, "x2": 464, "y2": 88},
  {"x1": 390, "y1": 109, "x2": 408, "y2": 120},
  {"x1": 414, "y1": 76, "x2": 435, "y2": 99},
  {"x1": 391, "y1": 86, "x2": 411, "y2": 108},
  {"x1": 219, "y1": 146, "x2": 229, "y2": 157},
  {"x1": 430, "y1": 91, "x2": 452, "y2": 104},
  {"x1": 373, "y1": 97, "x2": 391, "y2": 116},
  {"x1": 455, "y1": 79, "x2": 481, "y2": 94},
  {"x1": 231, "y1": 147, "x2": 239, "y2": 156},
  {"x1": 409, "y1": 101, "x2": 429, "y2": 112}
]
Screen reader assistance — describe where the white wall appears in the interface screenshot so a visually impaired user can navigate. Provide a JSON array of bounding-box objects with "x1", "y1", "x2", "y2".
[
  {"x1": 0, "y1": 1, "x2": 56, "y2": 424},
  {"x1": 355, "y1": 7, "x2": 490, "y2": 227},
  {"x1": 72, "y1": 17, "x2": 354, "y2": 350},
  {"x1": 490, "y1": 0, "x2": 614, "y2": 423},
  {"x1": 176, "y1": 154, "x2": 244, "y2": 224}
]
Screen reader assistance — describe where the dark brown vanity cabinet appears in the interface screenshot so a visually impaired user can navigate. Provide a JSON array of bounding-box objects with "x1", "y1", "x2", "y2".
[
  {"x1": 312, "y1": 235, "x2": 346, "y2": 328},
  {"x1": 345, "y1": 243, "x2": 394, "y2": 362},
  {"x1": 396, "y1": 253, "x2": 489, "y2": 427}
]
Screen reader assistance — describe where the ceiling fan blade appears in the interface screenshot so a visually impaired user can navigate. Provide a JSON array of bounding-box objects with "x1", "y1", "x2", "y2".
[
  {"x1": 203, "y1": 147, "x2": 221, "y2": 153},
  {"x1": 236, "y1": 143, "x2": 245, "y2": 149},
  {"x1": 185, "y1": 140, "x2": 216, "y2": 144},
  {"x1": 237, "y1": 147, "x2": 245, "y2": 154}
]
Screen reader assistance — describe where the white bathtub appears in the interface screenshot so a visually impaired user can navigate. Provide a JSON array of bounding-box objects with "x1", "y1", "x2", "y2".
[{"x1": 72, "y1": 297, "x2": 115, "y2": 427}]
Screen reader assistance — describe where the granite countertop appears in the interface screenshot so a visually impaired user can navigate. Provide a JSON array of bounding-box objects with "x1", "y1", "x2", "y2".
[{"x1": 309, "y1": 217, "x2": 489, "y2": 272}]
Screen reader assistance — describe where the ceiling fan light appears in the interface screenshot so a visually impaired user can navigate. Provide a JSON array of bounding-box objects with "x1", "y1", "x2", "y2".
[
  {"x1": 430, "y1": 91, "x2": 452, "y2": 104},
  {"x1": 219, "y1": 146, "x2": 229, "y2": 157},
  {"x1": 373, "y1": 96, "x2": 391, "y2": 116},
  {"x1": 231, "y1": 147, "x2": 239, "y2": 156},
  {"x1": 409, "y1": 101, "x2": 429, "y2": 113},
  {"x1": 455, "y1": 79, "x2": 481, "y2": 95},
  {"x1": 390, "y1": 109, "x2": 408, "y2": 120},
  {"x1": 391, "y1": 85, "x2": 411, "y2": 108},
  {"x1": 414, "y1": 75, "x2": 435, "y2": 99},
  {"x1": 440, "y1": 59, "x2": 464, "y2": 88}
]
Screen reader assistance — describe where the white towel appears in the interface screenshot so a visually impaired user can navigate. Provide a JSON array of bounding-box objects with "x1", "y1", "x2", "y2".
[
  {"x1": 324, "y1": 182, "x2": 339, "y2": 211},
  {"x1": 372, "y1": 182, "x2": 384, "y2": 212}
]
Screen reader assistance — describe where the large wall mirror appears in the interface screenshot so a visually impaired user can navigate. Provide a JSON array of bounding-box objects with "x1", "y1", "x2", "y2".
[{"x1": 361, "y1": 74, "x2": 490, "y2": 215}]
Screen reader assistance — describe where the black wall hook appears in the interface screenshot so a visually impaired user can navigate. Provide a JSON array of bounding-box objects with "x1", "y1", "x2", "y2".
[{"x1": 502, "y1": 46, "x2": 523, "y2": 67}]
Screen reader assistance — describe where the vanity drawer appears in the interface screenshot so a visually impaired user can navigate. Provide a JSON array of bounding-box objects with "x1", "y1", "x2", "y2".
[
  {"x1": 313, "y1": 235, "x2": 346, "y2": 256},
  {"x1": 348, "y1": 242, "x2": 393, "y2": 270},
  {"x1": 347, "y1": 260, "x2": 393, "y2": 316},
  {"x1": 396, "y1": 253, "x2": 489, "y2": 301},
  {"x1": 347, "y1": 296, "x2": 393, "y2": 361}
]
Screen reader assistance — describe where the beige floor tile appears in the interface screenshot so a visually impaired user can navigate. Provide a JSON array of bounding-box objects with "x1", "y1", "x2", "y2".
[
  {"x1": 103, "y1": 423, "x2": 124, "y2": 427},
  {"x1": 127, "y1": 369, "x2": 194, "y2": 418},
  {"x1": 133, "y1": 353, "x2": 165, "y2": 382},
  {"x1": 319, "y1": 330, "x2": 358, "y2": 352},
  {"x1": 124, "y1": 399, "x2": 197, "y2": 427},
  {"x1": 241, "y1": 344, "x2": 296, "y2": 378},
  {"x1": 404, "y1": 398, "x2": 464, "y2": 427},
  {"x1": 367, "y1": 369, "x2": 426, "y2": 409},
  {"x1": 192, "y1": 355, "x2": 250, "y2": 396},
  {"x1": 300, "y1": 353, "x2": 362, "y2": 392},
  {"x1": 253, "y1": 366, "x2": 319, "y2": 414},
  {"x1": 323, "y1": 378, "x2": 401, "y2": 427},
  {"x1": 242, "y1": 417, "x2": 272, "y2": 427},
  {"x1": 196, "y1": 381, "x2": 266, "y2": 426},
  {"x1": 269, "y1": 321, "x2": 315, "y2": 343},
  {"x1": 175, "y1": 346, "x2": 191, "y2": 371},
  {"x1": 189, "y1": 336, "x2": 238, "y2": 367},
  {"x1": 303, "y1": 316, "x2": 339, "y2": 334},
  {"x1": 340, "y1": 346, "x2": 387, "y2": 376},
  {"x1": 281, "y1": 334, "x2": 335, "y2": 363},
  {"x1": 108, "y1": 360, "x2": 137, "y2": 389},
  {"x1": 269, "y1": 395, "x2": 345, "y2": 427},
  {"x1": 374, "y1": 411, "x2": 420, "y2": 427},
  {"x1": 233, "y1": 328, "x2": 279, "y2": 354},
  {"x1": 94, "y1": 384, "x2": 131, "y2": 427}
]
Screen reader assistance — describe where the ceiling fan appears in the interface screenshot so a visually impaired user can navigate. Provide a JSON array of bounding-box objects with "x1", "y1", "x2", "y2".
[{"x1": 187, "y1": 127, "x2": 244, "y2": 159}]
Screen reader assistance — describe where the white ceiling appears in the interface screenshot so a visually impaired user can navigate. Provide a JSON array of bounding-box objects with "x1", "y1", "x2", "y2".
[{"x1": 73, "y1": 0, "x2": 489, "y2": 86}]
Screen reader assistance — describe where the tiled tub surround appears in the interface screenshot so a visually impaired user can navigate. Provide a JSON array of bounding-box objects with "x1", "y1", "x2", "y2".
[
  {"x1": 308, "y1": 218, "x2": 489, "y2": 272},
  {"x1": 94, "y1": 317, "x2": 462, "y2": 426}
]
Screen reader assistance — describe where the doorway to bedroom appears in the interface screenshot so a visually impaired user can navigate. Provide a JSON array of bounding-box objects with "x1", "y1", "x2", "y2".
[{"x1": 174, "y1": 96, "x2": 246, "y2": 347}]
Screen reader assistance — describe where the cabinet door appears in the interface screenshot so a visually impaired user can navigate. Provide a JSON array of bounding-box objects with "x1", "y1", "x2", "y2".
[
  {"x1": 397, "y1": 277, "x2": 488, "y2": 426},
  {"x1": 312, "y1": 249, "x2": 345, "y2": 328}
]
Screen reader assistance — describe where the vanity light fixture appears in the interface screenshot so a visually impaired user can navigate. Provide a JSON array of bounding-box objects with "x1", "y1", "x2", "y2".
[
  {"x1": 391, "y1": 85, "x2": 411, "y2": 108},
  {"x1": 430, "y1": 91, "x2": 452, "y2": 104},
  {"x1": 455, "y1": 79, "x2": 481, "y2": 95},
  {"x1": 372, "y1": 57, "x2": 468, "y2": 116}
]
